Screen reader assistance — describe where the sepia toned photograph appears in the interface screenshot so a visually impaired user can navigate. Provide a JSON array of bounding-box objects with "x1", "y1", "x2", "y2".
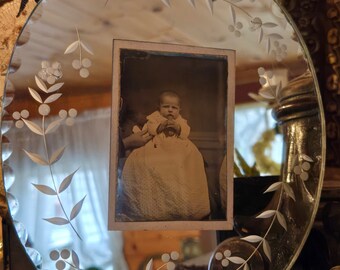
[{"x1": 109, "y1": 40, "x2": 235, "y2": 230}]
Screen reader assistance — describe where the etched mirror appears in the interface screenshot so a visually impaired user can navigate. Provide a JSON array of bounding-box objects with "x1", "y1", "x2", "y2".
[{"x1": 1, "y1": 0, "x2": 325, "y2": 269}]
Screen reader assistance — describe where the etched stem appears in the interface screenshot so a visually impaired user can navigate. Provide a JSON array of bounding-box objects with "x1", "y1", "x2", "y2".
[
  {"x1": 42, "y1": 116, "x2": 83, "y2": 241},
  {"x1": 222, "y1": 0, "x2": 253, "y2": 18},
  {"x1": 76, "y1": 27, "x2": 82, "y2": 63},
  {"x1": 156, "y1": 263, "x2": 168, "y2": 270},
  {"x1": 65, "y1": 261, "x2": 81, "y2": 270},
  {"x1": 236, "y1": 186, "x2": 284, "y2": 269}
]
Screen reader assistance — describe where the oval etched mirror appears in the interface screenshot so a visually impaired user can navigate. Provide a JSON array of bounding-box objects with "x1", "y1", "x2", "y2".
[{"x1": 1, "y1": 0, "x2": 325, "y2": 269}]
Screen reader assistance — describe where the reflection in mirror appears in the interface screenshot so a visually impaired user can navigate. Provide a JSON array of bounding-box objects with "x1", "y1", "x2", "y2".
[{"x1": 1, "y1": 0, "x2": 324, "y2": 269}]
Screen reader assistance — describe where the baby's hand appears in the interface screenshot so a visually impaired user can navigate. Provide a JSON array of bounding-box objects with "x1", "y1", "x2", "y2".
[
  {"x1": 163, "y1": 122, "x2": 181, "y2": 137},
  {"x1": 157, "y1": 120, "x2": 168, "y2": 133},
  {"x1": 167, "y1": 120, "x2": 180, "y2": 131}
]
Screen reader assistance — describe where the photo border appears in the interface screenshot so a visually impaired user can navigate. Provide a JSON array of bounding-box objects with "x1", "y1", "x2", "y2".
[{"x1": 108, "y1": 39, "x2": 235, "y2": 231}]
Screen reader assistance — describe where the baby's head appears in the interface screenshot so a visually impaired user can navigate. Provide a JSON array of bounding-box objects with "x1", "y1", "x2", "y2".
[{"x1": 158, "y1": 91, "x2": 181, "y2": 120}]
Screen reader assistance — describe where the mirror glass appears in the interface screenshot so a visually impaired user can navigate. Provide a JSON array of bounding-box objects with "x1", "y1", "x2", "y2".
[{"x1": 2, "y1": 0, "x2": 324, "y2": 269}]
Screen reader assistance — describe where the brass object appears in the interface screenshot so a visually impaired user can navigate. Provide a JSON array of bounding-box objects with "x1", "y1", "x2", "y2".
[
  {"x1": 263, "y1": 71, "x2": 324, "y2": 269},
  {"x1": 282, "y1": 0, "x2": 339, "y2": 169}
]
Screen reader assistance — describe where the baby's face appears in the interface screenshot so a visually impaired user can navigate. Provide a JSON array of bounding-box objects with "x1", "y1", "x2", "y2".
[{"x1": 159, "y1": 95, "x2": 180, "y2": 120}]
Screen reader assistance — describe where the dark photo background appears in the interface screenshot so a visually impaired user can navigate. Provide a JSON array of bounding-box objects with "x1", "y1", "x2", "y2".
[{"x1": 118, "y1": 48, "x2": 229, "y2": 219}]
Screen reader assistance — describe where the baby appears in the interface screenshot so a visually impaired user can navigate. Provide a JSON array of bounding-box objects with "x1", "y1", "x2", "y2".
[
  {"x1": 116, "y1": 91, "x2": 211, "y2": 222},
  {"x1": 142, "y1": 91, "x2": 190, "y2": 145}
]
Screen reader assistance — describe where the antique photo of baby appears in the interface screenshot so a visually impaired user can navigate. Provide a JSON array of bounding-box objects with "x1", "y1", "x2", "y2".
[
  {"x1": 110, "y1": 40, "x2": 234, "y2": 230},
  {"x1": 116, "y1": 91, "x2": 210, "y2": 221}
]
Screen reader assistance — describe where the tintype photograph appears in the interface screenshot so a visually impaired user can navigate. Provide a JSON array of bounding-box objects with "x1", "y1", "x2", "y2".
[{"x1": 109, "y1": 40, "x2": 235, "y2": 230}]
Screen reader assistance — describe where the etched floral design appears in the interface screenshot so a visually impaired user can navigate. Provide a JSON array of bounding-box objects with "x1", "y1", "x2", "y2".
[
  {"x1": 248, "y1": 67, "x2": 282, "y2": 105},
  {"x1": 50, "y1": 249, "x2": 81, "y2": 270},
  {"x1": 14, "y1": 63, "x2": 85, "y2": 240},
  {"x1": 146, "y1": 251, "x2": 180, "y2": 270},
  {"x1": 59, "y1": 109, "x2": 78, "y2": 126},
  {"x1": 38, "y1": 61, "x2": 63, "y2": 85},
  {"x1": 222, "y1": 180, "x2": 293, "y2": 269},
  {"x1": 12, "y1": 110, "x2": 29, "y2": 129},
  {"x1": 292, "y1": 154, "x2": 314, "y2": 181},
  {"x1": 64, "y1": 28, "x2": 94, "y2": 78},
  {"x1": 160, "y1": 0, "x2": 288, "y2": 62},
  {"x1": 228, "y1": 21, "x2": 244, "y2": 37},
  {"x1": 214, "y1": 250, "x2": 249, "y2": 269}
]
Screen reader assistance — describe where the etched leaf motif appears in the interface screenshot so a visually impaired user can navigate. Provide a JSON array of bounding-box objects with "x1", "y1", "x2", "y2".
[
  {"x1": 64, "y1": 41, "x2": 79, "y2": 54},
  {"x1": 248, "y1": 93, "x2": 267, "y2": 103},
  {"x1": 244, "y1": 263, "x2": 250, "y2": 270},
  {"x1": 205, "y1": 0, "x2": 213, "y2": 14},
  {"x1": 301, "y1": 154, "x2": 313, "y2": 162},
  {"x1": 276, "y1": 81, "x2": 282, "y2": 97},
  {"x1": 283, "y1": 183, "x2": 296, "y2": 201},
  {"x1": 276, "y1": 211, "x2": 288, "y2": 231},
  {"x1": 263, "y1": 240, "x2": 272, "y2": 261},
  {"x1": 262, "y1": 22, "x2": 278, "y2": 28},
  {"x1": 72, "y1": 250, "x2": 80, "y2": 269},
  {"x1": 267, "y1": 33, "x2": 284, "y2": 40},
  {"x1": 146, "y1": 259, "x2": 153, "y2": 270},
  {"x1": 161, "y1": 0, "x2": 171, "y2": 7},
  {"x1": 259, "y1": 89, "x2": 275, "y2": 99},
  {"x1": 59, "y1": 169, "x2": 79, "y2": 193},
  {"x1": 35, "y1": 76, "x2": 48, "y2": 93},
  {"x1": 256, "y1": 210, "x2": 276, "y2": 219},
  {"x1": 70, "y1": 196, "x2": 86, "y2": 220},
  {"x1": 44, "y1": 93, "x2": 62, "y2": 104},
  {"x1": 228, "y1": 257, "x2": 245, "y2": 264},
  {"x1": 80, "y1": 41, "x2": 94, "y2": 55},
  {"x1": 28, "y1": 87, "x2": 43, "y2": 103},
  {"x1": 32, "y1": 184, "x2": 57, "y2": 195},
  {"x1": 23, "y1": 150, "x2": 49, "y2": 166},
  {"x1": 230, "y1": 5, "x2": 236, "y2": 24},
  {"x1": 241, "y1": 235, "x2": 263, "y2": 243},
  {"x1": 264, "y1": 182, "x2": 282, "y2": 193},
  {"x1": 22, "y1": 119, "x2": 44, "y2": 135},
  {"x1": 49, "y1": 146, "x2": 66, "y2": 165},
  {"x1": 45, "y1": 119, "x2": 63, "y2": 135},
  {"x1": 258, "y1": 28, "x2": 264, "y2": 43},
  {"x1": 47, "y1": 82, "x2": 64, "y2": 93},
  {"x1": 44, "y1": 217, "x2": 69, "y2": 225}
]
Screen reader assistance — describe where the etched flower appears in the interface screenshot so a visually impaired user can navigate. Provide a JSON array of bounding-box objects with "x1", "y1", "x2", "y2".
[
  {"x1": 38, "y1": 104, "x2": 51, "y2": 116},
  {"x1": 38, "y1": 61, "x2": 63, "y2": 84},
  {"x1": 12, "y1": 110, "x2": 29, "y2": 128},
  {"x1": 249, "y1": 17, "x2": 262, "y2": 31},
  {"x1": 65, "y1": 28, "x2": 94, "y2": 79},
  {"x1": 49, "y1": 249, "x2": 74, "y2": 270},
  {"x1": 50, "y1": 250, "x2": 67, "y2": 270},
  {"x1": 214, "y1": 249, "x2": 247, "y2": 268},
  {"x1": 293, "y1": 155, "x2": 313, "y2": 181},
  {"x1": 59, "y1": 108, "x2": 78, "y2": 126},
  {"x1": 228, "y1": 21, "x2": 243, "y2": 37},
  {"x1": 215, "y1": 250, "x2": 232, "y2": 267},
  {"x1": 72, "y1": 58, "x2": 92, "y2": 78},
  {"x1": 161, "y1": 251, "x2": 180, "y2": 270}
]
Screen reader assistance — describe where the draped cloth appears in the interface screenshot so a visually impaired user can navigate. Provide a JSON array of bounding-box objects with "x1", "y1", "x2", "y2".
[{"x1": 116, "y1": 135, "x2": 211, "y2": 221}]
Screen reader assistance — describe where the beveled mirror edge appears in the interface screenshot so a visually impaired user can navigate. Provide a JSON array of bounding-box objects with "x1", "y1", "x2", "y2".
[
  {"x1": 0, "y1": 1, "x2": 43, "y2": 269},
  {"x1": 276, "y1": 0, "x2": 326, "y2": 268}
]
